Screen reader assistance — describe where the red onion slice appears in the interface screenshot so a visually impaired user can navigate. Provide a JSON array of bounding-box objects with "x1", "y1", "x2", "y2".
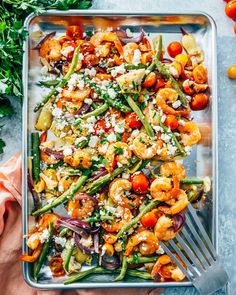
[
  {"x1": 41, "y1": 147, "x2": 64, "y2": 160},
  {"x1": 93, "y1": 233, "x2": 99, "y2": 254},
  {"x1": 56, "y1": 219, "x2": 89, "y2": 238},
  {"x1": 180, "y1": 27, "x2": 188, "y2": 36},
  {"x1": 34, "y1": 31, "x2": 56, "y2": 49},
  {"x1": 92, "y1": 168, "x2": 108, "y2": 181},
  {"x1": 101, "y1": 254, "x2": 120, "y2": 270},
  {"x1": 61, "y1": 217, "x2": 91, "y2": 230},
  {"x1": 75, "y1": 103, "x2": 91, "y2": 115},
  {"x1": 113, "y1": 29, "x2": 128, "y2": 38},
  {"x1": 119, "y1": 29, "x2": 145, "y2": 44},
  {"x1": 162, "y1": 58, "x2": 173, "y2": 64},
  {"x1": 173, "y1": 210, "x2": 186, "y2": 232},
  {"x1": 27, "y1": 171, "x2": 41, "y2": 210}
]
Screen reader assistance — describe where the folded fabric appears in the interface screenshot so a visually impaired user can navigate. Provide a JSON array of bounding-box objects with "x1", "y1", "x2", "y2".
[{"x1": 0, "y1": 153, "x2": 162, "y2": 295}]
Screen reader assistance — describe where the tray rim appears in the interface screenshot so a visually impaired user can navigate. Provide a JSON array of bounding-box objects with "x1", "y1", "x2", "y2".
[{"x1": 22, "y1": 9, "x2": 218, "y2": 290}]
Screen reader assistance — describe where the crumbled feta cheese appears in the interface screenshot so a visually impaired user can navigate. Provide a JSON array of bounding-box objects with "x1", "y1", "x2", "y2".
[
  {"x1": 40, "y1": 229, "x2": 50, "y2": 243},
  {"x1": 178, "y1": 119, "x2": 186, "y2": 126},
  {"x1": 84, "y1": 67, "x2": 96, "y2": 77},
  {"x1": 63, "y1": 147, "x2": 73, "y2": 156},
  {"x1": 122, "y1": 172, "x2": 130, "y2": 179},
  {"x1": 78, "y1": 53, "x2": 84, "y2": 61},
  {"x1": 52, "y1": 107, "x2": 63, "y2": 118},
  {"x1": 161, "y1": 133, "x2": 171, "y2": 143},
  {"x1": 131, "y1": 129, "x2": 140, "y2": 137},
  {"x1": 87, "y1": 116, "x2": 96, "y2": 123},
  {"x1": 107, "y1": 88, "x2": 117, "y2": 99},
  {"x1": 111, "y1": 63, "x2": 126, "y2": 77},
  {"x1": 75, "y1": 136, "x2": 87, "y2": 144},
  {"x1": 84, "y1": 98, "x2": 93, "y2": 105},
  {"x1": 172, "y1": 100, "x2": 181, "y2": 109},
  {"x1": 77, "y1": 79, "x2": 85, "y2": 90},
  {"x1": 126, "y1": 28, "x2": 133, "y2": 37},
  {"x1": 160, "y1": 115, "x2": 166, "y2": 124},
  {"x1": 107, "y1": 133, "x2": 117, "y2": 142},
  {"x1": 58, "y1": 185, "x2": 64, "y2": 193},
  {"x1": 54, "y1": 236, "x2": 67, "y2": 247},
  {"x1": 185, "y1": 145, "x2": 192, "y2": 155},
  {"x1": 98, "y1": 143, "x2": 109, "y2": 154},
  {"x1": 114, "y1": 122, "x2": 125, "y2": 133},
  {"x1": 153, "y1": 125, "x2": 164, "y2": 133},
  {"x1": 156, "y1": 245, "x2": 165, "y2": 255},
  {"x1": 88, "y1": 136, "x2": 99, "y2": 147},
  {"x1": 167, "y1": 144, "x2": 177, "y2": 156},
  {"x1": 61, "y1": 46, "x2": 74, "y2": 57},
  {"x1": 132, "y1": 49, "x2": 141, "y2": 65}
]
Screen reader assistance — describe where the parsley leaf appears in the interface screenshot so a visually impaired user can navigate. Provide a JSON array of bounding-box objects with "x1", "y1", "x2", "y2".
[
  {"x1": 114, "y1": 146, "x2": 123, "y2": 155},
  {"x1": 0, "y1": 97, "x2": 13, "y2": 118},
  {"x1": 0, "y1": 138, "x2": 6, "y2": 154}
]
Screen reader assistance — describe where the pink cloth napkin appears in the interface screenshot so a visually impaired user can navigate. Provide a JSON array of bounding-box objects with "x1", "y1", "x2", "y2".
[{"x1": 0, "y1": 153, "x2": 163, "y2": 295}]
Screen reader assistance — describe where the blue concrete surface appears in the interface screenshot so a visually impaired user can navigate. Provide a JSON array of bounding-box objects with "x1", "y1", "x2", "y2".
[{"x1": 0, "y1": 0, "x2": 235, "y2": 294}]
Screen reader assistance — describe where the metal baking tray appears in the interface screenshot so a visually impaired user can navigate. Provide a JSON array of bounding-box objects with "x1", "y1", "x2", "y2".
[{"x1": 22, "y1": 10, "x2": 217, "y2": 290}]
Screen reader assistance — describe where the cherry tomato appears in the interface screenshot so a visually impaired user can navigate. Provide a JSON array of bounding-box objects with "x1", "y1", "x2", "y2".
[
  {"x1": 142, "y1": 72, "x2": 157, "y2": 88},
  {"x1": 94, "y1": 119, "x2": 107, "y2": 135},
  {"x1": 39, "y1": 131, "x2": 47, "y2": 143},
  {"x1": 66, "y1": 25, "x2": 83, "y2": 40},
  {"x1": 130, "y1": 173, "x2": 149, "y2": 194},
  {"x1": 83, "y1": 54, "x2": 99, "y2": 67},
  {"x1": 167, "y1": 41, "x2": 183, "y2": 58},
  {"x1": 190, "y1": 93, "x2": 209, "y2": 111},
  {"x1": 80, "y1": 41, "x2": 95, "y2": 54},
  {"x1": 155, "y1": 78, "x2": 165, "y2": 91},
  {"x1": 224, "y1": 0, "x2": 232, "y2": 2},
  {"x1": 164, "y1": 115, "x2": 179, "y2": 130},
  {"x1": 159, "y1": 265, "x2": 173, "y2": 279},
  {"x1": 225, "y1": 1, "x2": 236, "y2": 19},
  {"x1": 122, "y1": 131, "x2": 131, "y2": 143},
  {"x1": 234, "y1": 23, "x2": 236, "y2": 34},
  {"x1": 125, "y1": 112, "x2": 142, "y2": 129},
  {"x1": 228, "y1": 65, "x2": 236, "y2": 78},
  {"x1": 49, "y1": 257, "x2": 65, "y2": 277},
  {"x1": 141, "y1": 210, "x2": 158, "y2": 227}
]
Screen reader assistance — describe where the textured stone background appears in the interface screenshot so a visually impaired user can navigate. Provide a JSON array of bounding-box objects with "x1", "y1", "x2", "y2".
[{"x1": 1, "y1": 0, "x2": 235, "y2": 294}]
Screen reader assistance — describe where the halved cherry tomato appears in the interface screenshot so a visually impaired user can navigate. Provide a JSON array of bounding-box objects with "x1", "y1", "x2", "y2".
[
  {"x1": 159, "y1": 265, "x2": 173, "y2": 279},
  {"x1": 80, "y1": 41, "x2": 95, "y2": 54},
  {"x1": 142, "y1": 72, "x2": 157, "y2": 88},
  {"x1": 225, "y1": 1, "x2": 236, "y2": 19},
  {"x1": 190, "y1": 93, "x2": 209, "y2": 111},
  {"x1": 125, "y1": 112, "x2": 142, "y2": 129},
  {"x1": 66, "y1": 25, "x2": 83, "y2": 40},
  {"x1": 94, "y1": 119, "x2": 107, "y2": 135},
  {"x1": 164, "y1": 115, "x2": 179, "y2": 130},
  {"x1": 83, "y1": 54, "x2": 99, "y2": 67},
  {"x1": 49, "y1": 257, "x2": 65, "y2": 277},
  {"x1": 122, "y1": 131, "x2": 131, "y2": 143},
  {"x1": 167, "y1": 41, "x2": 183, "y2": 58},
  {"x1": 40, "y1": 131, "x2": 47, "y2": 143},
  {"x1": 130, "y1": 173, "x2": 149, "y2": 194},
  {"x1": 141, "y1": 209, "x2": 158, "y2": 227},
  {"x1": 155, "y1": 78, "x2": 165, "y2": 91}
]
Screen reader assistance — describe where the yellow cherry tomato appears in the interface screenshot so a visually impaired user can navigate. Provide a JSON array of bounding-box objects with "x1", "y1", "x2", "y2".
[{"x1": 228, "y1": 65, "x2": 236, "y2": 79}]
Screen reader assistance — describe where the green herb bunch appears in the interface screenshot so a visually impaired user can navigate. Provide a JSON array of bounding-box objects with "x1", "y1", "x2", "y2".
[{"x1": 0, "y1": 0, "x2": 93, "y2": 154}]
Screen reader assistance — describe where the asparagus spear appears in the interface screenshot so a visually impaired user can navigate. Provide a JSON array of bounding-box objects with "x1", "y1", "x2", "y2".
[
  {"x1": 34, "y1": 46, "x2": 81, "y2": 112},
  {"x1": 63, "y1": 266, "x2": 152, "y2": 284},
  {"x1": 31, "y1": 132, "x2": 40, "y2": 181},
  {"x1": 125, "y1": 95, "x2": 155, "y2": 138},
  {"x1": 114, "y1": 256, "x2": 127, "y2": 282},
  {"x1": 116, "y1": 200, "x2": 159, "y2": 239},
  {"x1": 32, "y1": 173, "x2": 89, "y2": 216},
  {"x1": 34, "y1": 222, "x2": 53, "y2": 281},
  {"x1": 64, "y1": 241, "x2": 74, "y2": 272}
]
